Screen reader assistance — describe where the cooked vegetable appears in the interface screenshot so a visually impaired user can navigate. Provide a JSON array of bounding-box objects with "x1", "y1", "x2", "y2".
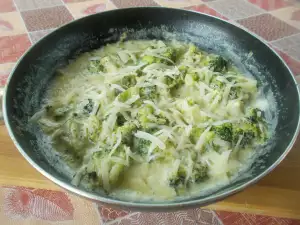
[{"x1": 31, "y1": 39, "x2": 269, "y2": 200}]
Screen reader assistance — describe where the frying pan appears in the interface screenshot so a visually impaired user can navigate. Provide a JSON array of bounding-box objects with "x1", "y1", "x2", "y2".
[{"x1": 2, "y1": 7, "x2": 300, "y2": 211}]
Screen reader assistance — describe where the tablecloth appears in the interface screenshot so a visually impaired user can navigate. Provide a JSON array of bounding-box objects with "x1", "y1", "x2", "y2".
[{"x1": 0, "y1": 0, "x2": 300, "y2": 224}]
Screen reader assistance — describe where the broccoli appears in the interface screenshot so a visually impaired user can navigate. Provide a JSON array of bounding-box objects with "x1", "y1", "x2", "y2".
[
  {"x1": 142, "y1": 55, "x2": 155, "y2": 64},
  {"x1": 133, "y1": 137, "x2": 151, "y2": 155},
  {"x1": 99, "y1": 56, "x2": 118, "y2": 72},
  {"x1": 83, "y1": 99, "x2": 94, "y2": 114},
  {"x1": 90, "y1": 146, "x2": 129, "y2": 190},
  {"x1": 117, "y1": 121, "x2": 137, "y2": 146},
  {"x1": 169, "y1": 164, "x2": 187, "y2": 188},
  {"x1": 119, "y1": 75, "x2": 136, "y2": 89},
  {"x1": 184, "y1": 73, "x2": 199, "y2": 86},
  {"x1": 88, "y1": 60, "x2": 103, "y2": 73},
  {"x1": 247, "y1": 108, "x2": 268, "y2": 142},
  {"x1": 188, "y1": 44, "x2": 197, "y2": 54},
  {"x1": 210, "y1": 78, "x2": 224, "y2": 90},
  {"x1": 178, "y1": 65, "x2": 188, "y2": 73},
  {"x1": 140, "y1": 86, "x2": 159, "y2": 100},
  {"x1": 161, "y1": 47, "x2": 177, "y2": 63},
  {"x1": 193, "y1": 162, "x2": 209, "y2": 182},
  {"x1": 212, "y1": 123, "x2": 233, "y2": 142},
  {"x1": 209, "y1": 56, "x2": 229, "y2": 73},
  {"x1": 190, "y1": 127, "x2": 204, "y2": 144},
  {"x1": 118, "y1": 87, "x2": 139, "y2": 103},
  {"x1": 169, "y1": 162, "x2": 208, "y2": 190},
  {"x1": 228, "y1": 87, "x2": 241, "y2": 100},
  {"x1": 164, "y1": 74, "x2": 185, "y2": 89},
  {"x1": 116, "y1": 113, "x2": 126, "y2": 126},
  {"x1": 232, "y1": 122, "x2": 258, "y2": 147},
  {"x1": 137, "y1": 105, "x2": 168, "y2": 128},
  {"x1": 247, "y1": 108, "x2": 264, "y2": 123}
]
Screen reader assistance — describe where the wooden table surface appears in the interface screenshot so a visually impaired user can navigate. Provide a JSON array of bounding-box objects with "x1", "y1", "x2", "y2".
[{"x1": 0, "y1": 124, "x2": 300, "y2": 219}]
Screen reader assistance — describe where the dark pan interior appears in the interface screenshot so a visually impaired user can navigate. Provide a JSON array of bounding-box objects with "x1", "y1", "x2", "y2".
[{"x1": 4, "y1": 8, "x2": 300, "y2": 209}]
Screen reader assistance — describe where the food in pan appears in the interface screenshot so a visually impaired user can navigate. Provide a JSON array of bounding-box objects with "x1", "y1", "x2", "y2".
[{"x1": 31, "y1": 39, "x2": 269, "y2": 200}]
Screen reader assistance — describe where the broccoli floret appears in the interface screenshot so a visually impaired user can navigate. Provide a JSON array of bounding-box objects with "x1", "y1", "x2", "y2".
[
  {"x1": 247, "y1": 108, "x2": 268, "y2": 142},
  {"x1": 162, "y1": 47, "x2": 177, "y2": 63},
  {"x1": 136, "y1": 104, "x2": 154, "y2": 128},
  {"x1": 100, "y1": 56, "x2": 118, "y2": 72},
  {"x1": 228, "y1": 87, "x2": 241, "y2": 100},
  {"x1": 142, "y1": 55, "x2": 155, "y2": 64},
  {"x1": 117, "y1": 121, "x2": 137, "y2": 146},
  {"x1": 185, "y1": 73, "x2": 199, "y2": 86},
  {"x1": 140, "y1": 86, "x2": 159, "y2": 100},
  {"x1": 190, "y1": 127, "x2": 204, "y2": 144},
  {"x1": 165, "y1": 74, "x2": 185, "y2": 89},
  {"x1": 209, "y1": 56, "x2": 229, "y2": 73},
  {"x1": 90, "y1": 146, "x2": 129, "y2": 190},
  {"x1": 169, "y1": 162, "x2": 208, "y2": 190},
  {"x1": 118, "y1": 87, "x2": 139, "y2": 103},
  {"x1": 83, "y1": 99, "x2": 94, "y2": 114},
  {"x1": 232, "y1": 122, "x2": 258, "y2": 147},
  {"x1": 193, "y1": 162, "x2": 209, "y2": 182},
  {"x1": 169, "y1": 164, "x2": 187, "y2": 188},
  {"x1": 210, "y1": 77, "x2": 224, "y2": 89},
  {"x1": 188, "y1": 44, "x2": 197, "y2": 54},
  {"x1": 116, "y1": 113, "x2": 126, "y2": 126},
  {"x1": 137, "y1": 105, "x2": 168, "y2": 128},
  {"x1": 133, "y1": 137, "x2": 151, "y2": 155},
  {"x1": 178, "y1": 65, "x2": 188, "y2": 73},
  {"x1": 119, "y1": 75, "x2": 136, "y2": 89},
  {"x1": 212, "y1": 123, "x2": 233, "y2": 142},
  {"x1": 88, "y1": 60, "x2": 103, "y2": 73},
  {"x1": 247, "y1": 108, "x2": 263, "y2": 123}
]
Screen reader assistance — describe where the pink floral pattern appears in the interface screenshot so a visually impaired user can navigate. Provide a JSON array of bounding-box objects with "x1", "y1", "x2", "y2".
[
  {"x1": 3, "y1": 187, "x2": 74, "y2": 221},
  {"x1": 98, "y1": 205, "x2": 130, "y2": 222},
  {"x1": 83, "y1": 4, "x2": 107, "y2": 14}
]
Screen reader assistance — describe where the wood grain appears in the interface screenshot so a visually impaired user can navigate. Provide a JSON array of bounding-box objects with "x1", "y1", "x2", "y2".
[{"x1": 1, "y1": 125, "x2": 300, "y2": 219}]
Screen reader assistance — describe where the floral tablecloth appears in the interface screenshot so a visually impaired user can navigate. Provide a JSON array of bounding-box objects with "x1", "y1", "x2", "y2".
[{"x1": 0, "y1": 0, "x2": 300, "y2": 224}]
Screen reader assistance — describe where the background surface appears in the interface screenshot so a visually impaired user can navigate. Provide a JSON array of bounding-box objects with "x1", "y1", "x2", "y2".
[{"x1": 0, "y1": 0, "x2": 300, "y2": 224}]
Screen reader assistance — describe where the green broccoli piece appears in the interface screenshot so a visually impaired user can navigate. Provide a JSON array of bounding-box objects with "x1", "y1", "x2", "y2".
[
  {"x1": 228, "y1": 87, "x2": 241, "y2": 100},
  {"x1": 188, "y1": 44, "x2": 197, "y2": 54},
  {"x1": 247, "y1": 108, "x2": 263, "y2": 123},
  {"x1": 100, "y1": 56, "x2": 118, "y2": 72},
  {"x1": 169, "y1": 164, "x2": 187, "y2": 188},
  {"x1": 209, "y1": 56, "x2": 229, "y2": 73},
  {"x1": 137, "y1": 105, "x2": 168, "y2": 128},
  {"x1": 90, "y1": 146, "x2": 129, "y2": 190},
  {"x1": 139, "y1": 86, "x2": 159, "y2": 100},
  {"x1": 212, "y1": 123, "x2": 233, "y2": 142},
  {"x1": 116, "y1": 113, "x2": 126, "y2": 126},
  {"x1": 83, "y1": 99, "x2": 94, "y2": 114},
  {"x1": 169, "y1": 162, "x2": 208, "y2": 190},
  {"x1": 164, "y1": 74, "x2": 185, "y2": 89},
  {"x1": 136, "y1": 104, "x2": 154, "y2": 128},
  {"x1": 247, "y1": 108, "x2": 268, "y2": 142},
  {"x1": 119, "y1": 75, "x2": 136, "y2": 89},
  {"x1": 118, "y1": 87, "x2": 139, "y2": 103},
  {"x1": 88, "y1": 60, "x2": 104, "y2": 73},
  {"x1": 117, "y1": 121, "x2": 137, "y2": 146},
  {"x1": 232, "y1": 122, "x2": 258, "y2": 147},
  {"x1": 133, "y1": 137, "x2": 151, "y2": 155},
  {"x1": 193, "y1": 162, "x2": 209, "y2": 183},
  {"x1": 142, "y1": 55, "x2": 155, "y2": 64},
  {"x1": 190, "y1": 127, "x2": 204, "y2": 144},
  {"x1": 162, "y1": 47, "x2": 177, "y2": 63},
  {"x1": 185, "y1": 73, "x2": 199, "y2": 86},
  {"x1": 210, "y1": 78, "x2": 224, "y2": 89}
]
